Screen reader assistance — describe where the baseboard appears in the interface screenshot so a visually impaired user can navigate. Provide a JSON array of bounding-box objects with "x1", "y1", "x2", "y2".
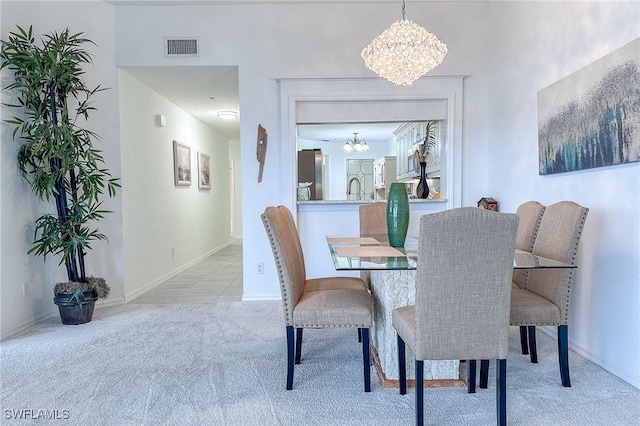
[
  {"x1": 537, "y1": 326, "x2": 640, "y2": 390},
  {"x1": 125, "y1": 242, "x2": 232, "y2": 302},
  {"x1": 1, "y1": 310, "x2": 56, "y2": 341},
  {"x1": 241, "y1": 294, "x2": 282, "y2": 301}
]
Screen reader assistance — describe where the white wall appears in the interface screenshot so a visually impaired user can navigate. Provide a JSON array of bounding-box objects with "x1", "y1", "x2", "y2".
[
  {"x1": 118, "y1": 70, "x2": 231, "y2": 300},
  {"x1": 485, "y1": 2, "x2": 640, "y2": 388},
  {"x1": 1, "y1": 0, "x2": 638, "y2": 389},
  {"x1": 0, "y1": 1, "x2": 123, "y2": 337}
]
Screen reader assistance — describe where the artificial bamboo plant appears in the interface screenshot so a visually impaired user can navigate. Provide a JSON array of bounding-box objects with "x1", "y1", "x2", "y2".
[{"x1": 1, "y1": 26, "x2": 119, "y2": 299}]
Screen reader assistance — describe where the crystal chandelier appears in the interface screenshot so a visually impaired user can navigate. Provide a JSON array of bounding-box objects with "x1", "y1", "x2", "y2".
[
  {"x1": 361, "y1": 0, "x2": 447, "y2": 86},
  {"x1": 343, "y1": 133, "x2": 369, "y2": 152}
]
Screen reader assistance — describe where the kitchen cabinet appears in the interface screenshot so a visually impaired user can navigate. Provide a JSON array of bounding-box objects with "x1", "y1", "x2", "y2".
[{"x1": 373, "y1": 156, "x2": 396, "y2": 200}]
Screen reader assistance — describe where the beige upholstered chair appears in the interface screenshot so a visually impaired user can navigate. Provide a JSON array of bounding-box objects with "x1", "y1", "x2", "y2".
[
  {"x1": 359, "y1": 202, "x2": 388, "y2": 242},
  {"x1": 512, "y1": 201, "x2": 546, "y2": 289},
  {"x1": 359, "y1": 203, "x2": 388, "y2": 289},
  {"x1": 480, "y1": 201, "x2": 589, "y2": 389},
  {"x1": 261, "y1": 205, "x2": 373, "y2": 391},
  {"x1": 392, "y1": 208, "x2": 518, "y2": 426},
  {"x1": 512, "y1": 201, "x2": 546, "y2": 355}
]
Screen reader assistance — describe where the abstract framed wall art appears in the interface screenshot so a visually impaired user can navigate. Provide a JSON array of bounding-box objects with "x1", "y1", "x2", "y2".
[
  {"x1": 198, "y1": 152, "x2": 211, "y2": 190},
  {"x1": 538, "y1": 38, "x2": 640, "y2": 175},
  {"x1": 173, "y1": 140, "x2": 191, "y2": 186}
]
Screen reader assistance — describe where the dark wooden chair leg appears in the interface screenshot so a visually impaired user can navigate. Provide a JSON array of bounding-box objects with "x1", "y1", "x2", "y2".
[
  {"x1": 527, "y1": 326, "x2": 538, "y2": 363},
  {"x1": 362, "y1": 328, "x2": 371, "y2": 392},
  {"x1": 480, "y1": 359, "x2": 490, "y2": 389},
  {"x1": 397, "y1": 334, "x2": 407, "y2": 395},
  {"x1": 519, "y1": 326, "x2": 529, "y2": 354},
  {"x1": 294, "y1": 328, "x2": 303, "y2": 364},
  {"x1": 286, "y1": 326, "x2": 295, "y2": 390},
  {"x1": 558, "y1": 325, "x2": 571, "y2": 387},
  {"x1": 467, "y1": 360, "x2": 477, "y2": 393},
  {"x1": 416, "y1": 359, "x2": 424, "y2": 426},
  {"x1": 496, "y1": 359, "x2": 507, "y2": 426}
]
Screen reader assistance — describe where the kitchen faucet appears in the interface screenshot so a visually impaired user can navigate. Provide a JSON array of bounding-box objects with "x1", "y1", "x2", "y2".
[{"x1": 347, "y1": 177, "x2": 361, "y2": 200}]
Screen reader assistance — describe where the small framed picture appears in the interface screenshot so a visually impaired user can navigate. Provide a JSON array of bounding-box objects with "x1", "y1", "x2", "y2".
[
  {"x1": 173, "y1": 140, "x2": 191, "y2": 186},
  {"x1": 198, "y1": 152, "x2": 211, "y2": 190}
]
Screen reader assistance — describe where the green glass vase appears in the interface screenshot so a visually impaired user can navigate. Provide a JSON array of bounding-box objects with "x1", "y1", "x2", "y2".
[{"x1": 386, "y1": 183, "x2": 409, "y2": 248}]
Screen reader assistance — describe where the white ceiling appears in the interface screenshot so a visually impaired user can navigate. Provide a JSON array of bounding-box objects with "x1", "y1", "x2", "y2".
[
  {"x1": 124, "y1": 65, "x2": 404, "y2": 145},
  {"x1": 122, "y1": 66, "x2": 240, "y2": 141}
]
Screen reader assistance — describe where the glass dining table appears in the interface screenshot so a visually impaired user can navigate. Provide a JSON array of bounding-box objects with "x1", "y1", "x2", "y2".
[{"x1": 326, "y1": 236, "x2": 575, "y2": 387}]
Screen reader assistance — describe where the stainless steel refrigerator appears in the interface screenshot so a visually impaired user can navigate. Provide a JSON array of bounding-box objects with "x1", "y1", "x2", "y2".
[{"x1": 297, "y1": 149, "x2": 323, "y2": 200}]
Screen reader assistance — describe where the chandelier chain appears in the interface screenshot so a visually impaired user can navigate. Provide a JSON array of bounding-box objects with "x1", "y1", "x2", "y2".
[{"x1": 402, "y1": 0, "x2": 406, "y2": 20}]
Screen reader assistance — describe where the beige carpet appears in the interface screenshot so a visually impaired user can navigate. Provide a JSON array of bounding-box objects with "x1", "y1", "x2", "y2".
[{"x1": 1, "y1": 301, "x2": 639, "y2": 425}]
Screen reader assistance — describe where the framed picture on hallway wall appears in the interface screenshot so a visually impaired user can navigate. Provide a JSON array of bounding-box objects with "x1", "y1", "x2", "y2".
[
  {"x1": 198, "y1": 152, "x2": 211, "y2": 190},
  {"x1": 173, "y1": 140, "x2": 191, "y2": 186}
]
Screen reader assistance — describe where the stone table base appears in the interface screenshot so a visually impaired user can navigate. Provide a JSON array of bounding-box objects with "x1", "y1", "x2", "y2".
[{"x1": 370, "y1": 269, "x2": 460, "y2": 385}]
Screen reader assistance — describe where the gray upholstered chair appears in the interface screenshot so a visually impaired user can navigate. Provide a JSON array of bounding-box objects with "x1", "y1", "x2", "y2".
[
  {"x1": 480, "y1": 201, "x2": 589, "y2": 389},
  {"x1": 261, "y1": 205, "x2": 373, "y2": 391},
  {"x1": 510, "y1": 201, "x2": 588, "y2": 387},
  {"x1": 393, "y1": 207, "x2": 518, "y2": 426},
  {"x1": 512, "y1": 201, "x2": 546, "y2": 356},
  {"x1": 359, "y1": 202, "x2": 388, "y2": 290}
]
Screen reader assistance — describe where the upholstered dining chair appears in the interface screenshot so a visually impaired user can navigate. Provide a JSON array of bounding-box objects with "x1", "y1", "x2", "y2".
[
  {"x1": 261, "y1": 205, "x2": 373, "y2": 392},
  {"x1": 393, "y1": 207, "x2": 518, "y2": 426},
  {"x1": 480, "y1": 201, "x2": 589, "y2": 389},
  {"x1": 359, "y1": 202, "x2": 388, "y2": 290},
  {"x1": 512, "y1": 201, "x2": 546, "y2": 356}
]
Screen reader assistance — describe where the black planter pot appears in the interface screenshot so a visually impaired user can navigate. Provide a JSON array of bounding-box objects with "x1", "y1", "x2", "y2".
[{"x1": 53, "y1": 291, "x2": 98, "y2": 325}]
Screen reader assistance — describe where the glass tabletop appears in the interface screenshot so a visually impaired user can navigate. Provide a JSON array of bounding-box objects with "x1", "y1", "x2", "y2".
[{"x1": 326, "y1": 237, "x2": 576, "y2": 271}]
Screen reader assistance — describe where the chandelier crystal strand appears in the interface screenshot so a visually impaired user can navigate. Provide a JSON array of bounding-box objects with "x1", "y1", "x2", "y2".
[{"x1": 361, "y1": 7, "x2": 447, "y2": 86}]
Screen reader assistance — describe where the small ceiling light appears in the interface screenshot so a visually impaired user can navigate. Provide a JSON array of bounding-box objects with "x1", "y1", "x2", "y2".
[
  {"x1": 361, "y1": 0, "x2": 447, "y2": 86},
  {"x1": 217, "y1": 110, "x2": 238, "y2": 120},
  {"x1": 344, "y1": 132, "x2": 369, "y2": 152}
]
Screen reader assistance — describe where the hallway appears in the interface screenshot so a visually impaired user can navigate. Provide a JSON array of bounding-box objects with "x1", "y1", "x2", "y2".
[{"x1": 129, "y1": 240, "x2": 243, "y2": 304}]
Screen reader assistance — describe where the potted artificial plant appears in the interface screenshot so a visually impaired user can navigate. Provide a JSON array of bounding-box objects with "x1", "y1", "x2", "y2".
[{"x1": 1, "y1": 26, "x2": 119, "y2": 324}]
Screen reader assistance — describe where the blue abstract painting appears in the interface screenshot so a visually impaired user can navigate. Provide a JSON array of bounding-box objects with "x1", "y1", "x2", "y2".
[{"x1": 538, "y1": 38, "x2": 640, "y2": 175}]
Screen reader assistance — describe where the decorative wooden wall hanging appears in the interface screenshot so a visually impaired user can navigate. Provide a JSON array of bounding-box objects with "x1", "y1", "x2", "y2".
[{"x1": 256, "y1": 124, "x2": 268, "y2": 182}]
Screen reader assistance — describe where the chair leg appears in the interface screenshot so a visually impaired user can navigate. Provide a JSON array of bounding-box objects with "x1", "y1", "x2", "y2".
[
  {"x1": 416, "y1": 359, "x2": 424, "y2": 426},
  {"x1": 558, "y1": 325, "x2": 571, "y2": 387},
  {"x1": 397, "y1": 334, "x2": 407, "y2": 395},
  {"x1": 527, "y1": 326, "x2": 538, "y2": 363},
  {"x1": 286, "y1": 326, "x2": 295, "y2": 390},
  {"x1": 480, "y1": 360, "x2": 490, "y2": 389},
  {"x1": 358, "y1": 328, "x2": 362, "y2": 343},
  {"x1": 496, "y1": 359, "x2": 507, "y2": 426},
  {"x1": 294, "y1": 328, "x2": 303, "y2": 365},
  {"x1": 467, "y1": 360, "x2": 477, "y2": 393},
  {"x1": 362, "y1": 328, "x2": 371, "y2": 392},
  {"x1": 519, "y1": 326, "x2": 529, "y2": 354}
]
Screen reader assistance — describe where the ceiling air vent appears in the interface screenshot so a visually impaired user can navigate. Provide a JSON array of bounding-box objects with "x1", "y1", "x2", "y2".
[{"x1": 164, "y1": 37, "x2": 199, "y2": 57}]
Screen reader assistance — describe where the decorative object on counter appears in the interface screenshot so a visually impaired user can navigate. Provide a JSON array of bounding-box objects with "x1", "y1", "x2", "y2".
[
  {"x1": 297, "y1": 182, "x2": 312, "y2": 201},
  {"x1": 343, "y1": 132, "x2": 369, "y2": 152},
  {"x1": 415, "y1": 161, "x2": 430, "y2": 199},
  {"x1": 386, "y1": 183, "x2": 410, "y2": 248},
  {"x1": 361, "y1": 0, "x2": 447, "y2": 86},
  {"x1": 256, "y1": 124, "x2": 268, "y2": 182},
  {"x1": 478, "y1": 197, "x2": 498, "y2": 211},
  {"x1": 414, "y1": 121, "x2": 437, "y2": 199}
]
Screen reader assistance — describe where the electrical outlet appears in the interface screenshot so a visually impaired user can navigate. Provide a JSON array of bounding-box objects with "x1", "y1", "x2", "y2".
[
  {"x1": 23, "y1": 283, "x2": 30, "y2": 297},
  {"x1": 257, "y1": 263, "x2": 264, "y2": 274}
]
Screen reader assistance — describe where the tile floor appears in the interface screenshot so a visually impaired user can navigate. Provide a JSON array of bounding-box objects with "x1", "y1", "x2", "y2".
[{"x1": 129, "y1": 240, "x2": 243, "y2": 304}]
